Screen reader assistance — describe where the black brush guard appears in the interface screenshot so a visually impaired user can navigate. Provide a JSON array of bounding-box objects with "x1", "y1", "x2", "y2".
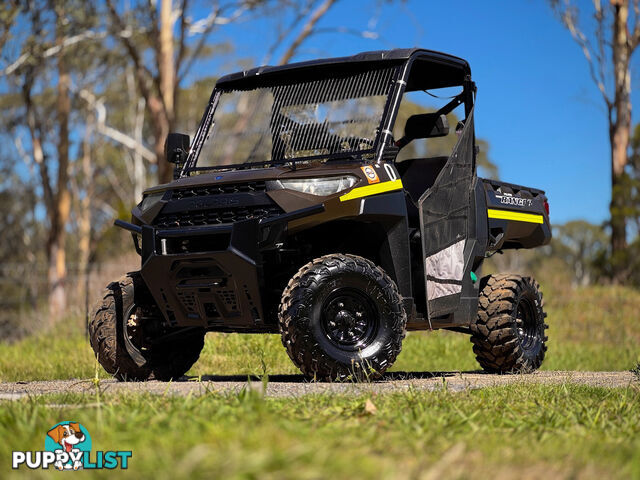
[
  {"x1": 117, "y1": 205, "x2": 323, "y2": 330},
  {"x1": 140, "y1": 220, "x2": 264, "y2": 329}
]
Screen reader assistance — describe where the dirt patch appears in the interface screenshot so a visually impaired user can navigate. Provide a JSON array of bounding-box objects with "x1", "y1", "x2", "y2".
[{"x1": 0, "y1": 371, "x2": 636, "y2": 399}]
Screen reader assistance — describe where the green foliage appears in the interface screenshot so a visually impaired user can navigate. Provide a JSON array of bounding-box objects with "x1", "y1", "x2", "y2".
[
  {"x1": 550, "y1": 220, "x2": 608, "y2": 286},
  {"x1": 596, "y1": 121, "x2": 640, "y2": 285},
  {"x1": 0, "y1": 161, "x2": 47, "y2": 335}
]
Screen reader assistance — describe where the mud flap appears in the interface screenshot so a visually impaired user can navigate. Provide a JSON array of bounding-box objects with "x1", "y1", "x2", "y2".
[{"x1": 418, "y1": 108, "x2": 476, "y2": 320}]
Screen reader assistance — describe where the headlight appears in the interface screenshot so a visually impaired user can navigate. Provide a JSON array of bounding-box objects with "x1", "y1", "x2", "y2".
[
  {"x1": 279, "y1": 176, "x2": 358, "y2": 196},
  {"x1": 138, "y1": 192, "x2": 164, "y2": 213}
]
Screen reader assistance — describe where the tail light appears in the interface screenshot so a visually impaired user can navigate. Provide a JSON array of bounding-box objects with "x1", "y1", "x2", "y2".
[{"x1": 544, "y1": 199, "x2": 550, "y2": 216}]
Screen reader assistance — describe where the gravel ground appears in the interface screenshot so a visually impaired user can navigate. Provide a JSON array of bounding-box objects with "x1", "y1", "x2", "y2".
[{"x1": 0, "y1": 371, "x2": 636, "y2": 400}]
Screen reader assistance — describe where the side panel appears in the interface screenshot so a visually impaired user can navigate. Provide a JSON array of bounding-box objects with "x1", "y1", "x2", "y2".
[
  {"x1": 418, "y1": 108, "x2": 476, "y2": 320},
  {"x1": 360, "y1": 191, "x2": 414, "y2": 318}
]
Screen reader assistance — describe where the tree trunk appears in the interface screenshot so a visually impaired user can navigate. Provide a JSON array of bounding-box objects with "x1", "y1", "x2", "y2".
[
  {"x1": 150, "y1": 96, "x2": 172, "y2": 183},
  {"x1": 49, "y1": 6, "x2": 72, "y2": 318},
  {"x1": 77, "y1": 116, "x2": 94, "y2": 312},
  {"x1": 157, "y1": 0, "x2": 175, "y2": 184},
  {"x1": 126, "y1": 68, "x2": 147, "y2": 200},
  {"x1": 133, "y1": 98, "x2": 146, "y2": 200},
  {"x1": 159, "y1": 0, "x2": 174, "y2": 121},
  {"x1": 610, "y1": 0, "x2": 631, "y2": 280}
]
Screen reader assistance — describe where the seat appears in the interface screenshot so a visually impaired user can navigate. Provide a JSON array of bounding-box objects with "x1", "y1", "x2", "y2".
[{"x1": 396, "y1": 156, "x2": 449, "y2": 225}]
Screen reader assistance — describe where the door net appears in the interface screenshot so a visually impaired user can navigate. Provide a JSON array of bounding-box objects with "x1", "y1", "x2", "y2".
[{"x1": 418, "y1": 108, "x2": 475, "y2": 319}]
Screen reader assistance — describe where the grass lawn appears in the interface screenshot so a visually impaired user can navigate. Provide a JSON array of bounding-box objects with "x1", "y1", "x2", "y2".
[
  {"x1": 1, "y1": 384, "x2": 639, "y2": 479},
  {"x1": 0, "y1": 285, "x2": 639, "y2": 478}
]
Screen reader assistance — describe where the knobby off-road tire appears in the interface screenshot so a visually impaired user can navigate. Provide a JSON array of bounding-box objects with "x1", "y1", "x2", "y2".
[
  {"x1": 470, "y1": 274, "x2": 548, "y2": 373},
  {"x1": 89, "y1": 272, "x2": 205, "y2": 381},
  {"x1": 278, "y1": 254, "x2": 407, "y2": 381}
]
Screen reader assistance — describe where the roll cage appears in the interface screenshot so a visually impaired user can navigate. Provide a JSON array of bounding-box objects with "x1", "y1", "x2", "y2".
[{"x1": 180, "y1": 48, "x2": 476, "y2": 176}]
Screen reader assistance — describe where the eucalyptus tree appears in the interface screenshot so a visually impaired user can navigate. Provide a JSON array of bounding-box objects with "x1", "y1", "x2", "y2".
[{"x1": 550, "y1": 0, "x2": 640, "y2": 281}]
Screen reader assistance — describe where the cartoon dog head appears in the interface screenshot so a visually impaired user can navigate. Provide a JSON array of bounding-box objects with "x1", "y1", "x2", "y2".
[{"x1": 47, "y1": 423, "x2": 86, "y2": 453}]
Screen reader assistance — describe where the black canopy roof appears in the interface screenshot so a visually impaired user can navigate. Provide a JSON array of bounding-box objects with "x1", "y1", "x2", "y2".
[{"x1": 216, "y1": 48, "x2": 471, "y2": 91}]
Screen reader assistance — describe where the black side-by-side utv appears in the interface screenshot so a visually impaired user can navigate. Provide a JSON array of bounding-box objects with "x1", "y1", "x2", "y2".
[{"x1": 90, "y1": 48, "x2": 551, "y2": 381}]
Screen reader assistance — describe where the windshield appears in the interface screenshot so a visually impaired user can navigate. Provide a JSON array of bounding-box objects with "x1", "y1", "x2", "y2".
[{"x1": 193, "y1": 66, "x2": 398, "y2": 169}]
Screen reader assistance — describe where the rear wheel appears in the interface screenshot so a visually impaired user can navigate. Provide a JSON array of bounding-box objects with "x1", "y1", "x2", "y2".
[
  {"x1": 470, "y1": 274, "x2": 548, "y2": 373},
  {"x1": 278, "y1": 254, "x2": 406, "y2": 381},
  {"x1": 89, "y1": 272, "x2": 205, "y2": 381}
]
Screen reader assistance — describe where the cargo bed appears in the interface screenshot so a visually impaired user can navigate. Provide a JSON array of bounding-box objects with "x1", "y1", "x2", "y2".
[{"x1": 480, "y1": 178, "x2": 551, "y2": 251}]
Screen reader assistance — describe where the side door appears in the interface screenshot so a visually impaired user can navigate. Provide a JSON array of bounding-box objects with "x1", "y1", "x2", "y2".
[{"x1": 418, "y1": 108, "x2": 476, "y2": 320}]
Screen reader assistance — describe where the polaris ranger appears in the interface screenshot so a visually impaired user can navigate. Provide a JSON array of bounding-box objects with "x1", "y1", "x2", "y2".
[{"x1": 90, "y1": 48, "x2": 551, "y2": 381}]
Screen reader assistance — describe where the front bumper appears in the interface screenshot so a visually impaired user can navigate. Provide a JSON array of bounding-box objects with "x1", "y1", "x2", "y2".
[
  {"x1": 141, "y1": 220, "x2": 264, "y2": 330},
  {"x1": 120, "y1": 205, "x2": 323, "y2": 330}
]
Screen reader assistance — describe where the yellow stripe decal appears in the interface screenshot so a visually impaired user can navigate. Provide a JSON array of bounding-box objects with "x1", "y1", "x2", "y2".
[
  {"x1": 339, "y1": 179, "x2": 404, "y2": 202},
  {"x1": 487, "y1": 209, "x2": 544, "y2": 224}
]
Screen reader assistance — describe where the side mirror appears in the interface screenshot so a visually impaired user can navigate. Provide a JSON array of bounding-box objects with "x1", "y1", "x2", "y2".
[
  {"x1": 405, "y1": 113, "x2": 449, "y2": 140},
  {"x1": 164, "y1": 133, "x2": 190, "y2": 164},
  {"x1": 395, "y1": 113, "x2": 449, "y2": 150}
]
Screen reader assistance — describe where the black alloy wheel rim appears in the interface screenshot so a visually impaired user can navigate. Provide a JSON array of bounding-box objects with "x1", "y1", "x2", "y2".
[
  {"x1": 321, "y1": 288, "x2": 378, "y2": 351},
  {"x1": 515, "y1": 296, "x2": 539, "y2": 351}
]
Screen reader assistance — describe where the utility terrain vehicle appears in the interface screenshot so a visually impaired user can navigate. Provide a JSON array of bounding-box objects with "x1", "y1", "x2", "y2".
[{"x1": 90, "y1": 48, "x2": 551, "y2": 381}]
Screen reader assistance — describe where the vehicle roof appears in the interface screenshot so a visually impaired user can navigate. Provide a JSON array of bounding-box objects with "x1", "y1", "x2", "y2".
[{"x1": 216, "y1": 48, "x2": 471, "y2": 90}]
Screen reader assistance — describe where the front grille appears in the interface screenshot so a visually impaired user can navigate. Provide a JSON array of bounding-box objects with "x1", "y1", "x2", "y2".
[
  {"x1": 172, "y1": 181, "x2": 267, "y2": 200},
  {"x1": 155, "y1": 204, "x2": 283, "y2": 228},
  {"x1": 176, "y1": 290, "x2": 198, "y2": 316},
  {"x1": 218, "y1": 289, "x2": 238, "y2": 311}
]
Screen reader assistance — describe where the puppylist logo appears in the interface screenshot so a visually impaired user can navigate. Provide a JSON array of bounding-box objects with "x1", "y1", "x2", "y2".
[{"x1": 12, "y1": 421, "x2": 132, "y2": 471}]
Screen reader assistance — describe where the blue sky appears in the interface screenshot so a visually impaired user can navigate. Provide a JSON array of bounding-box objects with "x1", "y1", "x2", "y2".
[{"x1": 191, "y1": 0, "x2": 634, "y2": 225}]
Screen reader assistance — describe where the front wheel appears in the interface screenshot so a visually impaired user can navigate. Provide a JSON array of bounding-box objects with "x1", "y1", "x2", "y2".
[
  {"x1": 470, "y1": 274, "x2": 548, "y2": 373},
  {"x1": 278, "y1": 254, "x2": 407, "y2": 381},
  {"x1": 89, "y1": 272, "x2": 205, "y2": 381}
]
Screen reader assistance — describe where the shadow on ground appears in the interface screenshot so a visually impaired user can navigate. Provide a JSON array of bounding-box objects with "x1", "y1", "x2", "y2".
[{"x1": 184, "y1": 370, "x2": 485, "y2": 383}]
